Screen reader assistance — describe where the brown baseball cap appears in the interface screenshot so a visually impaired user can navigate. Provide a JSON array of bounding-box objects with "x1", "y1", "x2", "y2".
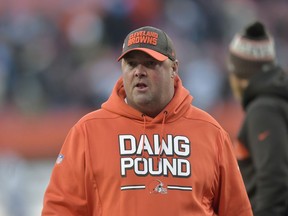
[{"x1": 117, "y1": 26, "x2": 176, "y2": 62}]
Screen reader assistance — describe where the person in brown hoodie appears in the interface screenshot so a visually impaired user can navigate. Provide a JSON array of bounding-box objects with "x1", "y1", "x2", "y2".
[{"x1": 227, "y1": 21, "x2": 288, "y2": 216}]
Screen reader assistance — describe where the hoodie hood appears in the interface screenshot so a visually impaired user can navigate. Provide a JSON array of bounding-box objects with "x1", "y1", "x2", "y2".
[
  {"x1": 101, "y1": 76, "x2": 193, "y2": 123},
  {"x1": 242, "y1": 66, "x2": 288, "y2": 109}
]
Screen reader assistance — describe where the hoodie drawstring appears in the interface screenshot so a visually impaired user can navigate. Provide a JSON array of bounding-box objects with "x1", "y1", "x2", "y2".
[
  {"x1": 141, "y1": 114, "x2": 147, "y2": 159},
  {"x1": 141, "y1": 111, "x2": 168, "y2": 168},
  {"x1": 157, "y1": 111, "x2": 167, "y2": 167}
]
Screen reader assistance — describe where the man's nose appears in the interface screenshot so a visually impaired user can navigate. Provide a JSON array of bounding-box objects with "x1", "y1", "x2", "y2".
[{"x1": 134, "y1": 64, "x2": 147, "y2": 77}]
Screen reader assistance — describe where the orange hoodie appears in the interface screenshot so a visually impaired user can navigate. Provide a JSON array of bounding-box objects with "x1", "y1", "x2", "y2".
[{"x1": 42, "y1": 77, "x2": 252, "y2": 216}]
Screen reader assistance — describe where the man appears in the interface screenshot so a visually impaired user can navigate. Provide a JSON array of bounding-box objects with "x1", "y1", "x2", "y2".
[
  {"x1": 42, "y1": 26, "x2": 252, "y2": 215},
  {"x1": 228, "y1": 21, "x2": 288, "y2": 215}
]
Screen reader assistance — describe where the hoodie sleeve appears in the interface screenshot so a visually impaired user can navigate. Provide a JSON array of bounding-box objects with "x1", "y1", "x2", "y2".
[
  {"x1": 214, "y1": 129, "x2": 253, "y2": 216},
  {"x1": 246, "y1": 103, "x2": 288, "y2": 216},
  {"x1": 41, "y1": 124, "x2": 95, "y2": 216}
]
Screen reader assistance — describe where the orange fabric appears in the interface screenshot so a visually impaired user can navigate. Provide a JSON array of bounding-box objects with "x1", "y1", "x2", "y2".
[{"x1": 42, "y1": 77, "x2": 252, "y2": 216}]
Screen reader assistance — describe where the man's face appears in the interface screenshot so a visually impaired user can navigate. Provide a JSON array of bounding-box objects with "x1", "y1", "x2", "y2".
[{"x1": 121, "y1": 51, "x2": 178, "y2": 117}]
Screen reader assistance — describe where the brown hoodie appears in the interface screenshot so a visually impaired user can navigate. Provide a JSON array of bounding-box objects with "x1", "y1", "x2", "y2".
[{"x1": 42, "y1": 77, "x2": 252, "y2": 216}]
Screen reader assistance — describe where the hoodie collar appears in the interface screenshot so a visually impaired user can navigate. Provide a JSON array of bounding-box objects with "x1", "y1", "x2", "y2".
[{"x1": 242, "y1": 66, "x2": 288, "y2": 109}]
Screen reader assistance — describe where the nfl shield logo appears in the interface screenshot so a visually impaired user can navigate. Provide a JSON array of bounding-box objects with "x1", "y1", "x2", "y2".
[{"x1": 56, "y1": 154, "x2": 64, "y2": 164}]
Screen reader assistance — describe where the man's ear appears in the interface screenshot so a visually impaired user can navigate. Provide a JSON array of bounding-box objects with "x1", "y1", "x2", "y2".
[
  {"x1": 171, "y1": 73, "x2": 175, "y2": 78},
  {"x1": 171, "y1": 60, "x2": 179, "y2": 78}
]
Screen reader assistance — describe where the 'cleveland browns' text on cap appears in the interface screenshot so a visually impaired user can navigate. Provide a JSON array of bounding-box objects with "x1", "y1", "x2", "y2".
[{"x1": 117, "y1": 26, "x2": 176, "y2": 62}]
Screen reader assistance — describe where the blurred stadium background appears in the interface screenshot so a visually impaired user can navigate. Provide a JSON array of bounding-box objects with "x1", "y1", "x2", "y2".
[{"x1": 0, "y1": 0, "x2": 287, "y2": 215}]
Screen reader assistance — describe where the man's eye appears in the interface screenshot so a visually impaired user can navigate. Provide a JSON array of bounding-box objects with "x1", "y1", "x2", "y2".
[
  {"x1": 127, "y1": 61, "x2": 137, "y2": 67},
  {"x1": 145, "y1": 61, "x2": 157, "y2": 67}
]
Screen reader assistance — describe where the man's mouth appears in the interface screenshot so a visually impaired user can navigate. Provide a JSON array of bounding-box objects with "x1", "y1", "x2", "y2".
[{"x1": 136, "y1": 83, "x2": 147, "y2": 89}]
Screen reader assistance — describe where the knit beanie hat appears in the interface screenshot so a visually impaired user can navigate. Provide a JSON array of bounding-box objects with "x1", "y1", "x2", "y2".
[{"x1": 228, "y1": 21, "x2": 276, "y2": 79}]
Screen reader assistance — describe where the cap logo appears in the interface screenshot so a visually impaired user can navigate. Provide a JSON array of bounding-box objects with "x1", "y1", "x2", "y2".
[{"x1": 128, "y1": 30, "x2": 158, "y2": 47}]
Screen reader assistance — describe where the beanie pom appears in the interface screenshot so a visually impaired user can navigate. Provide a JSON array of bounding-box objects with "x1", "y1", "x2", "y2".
[{"x1": 244, "y1": 22, "x2": 268, "y2": 40}]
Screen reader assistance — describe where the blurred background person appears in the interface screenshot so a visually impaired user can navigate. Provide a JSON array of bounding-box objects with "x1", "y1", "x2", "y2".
[{"x1": 227, "y1": 21, "x2": 288, "y2": 216}]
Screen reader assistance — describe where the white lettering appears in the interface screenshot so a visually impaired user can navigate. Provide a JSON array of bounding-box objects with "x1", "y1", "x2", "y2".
[
  {"x1": 121, "y1": 158, "x2": 134, "y2": 176},
  {"x1": 119, "y1": 135, "x2": 136, "y2": 155},
  {"x1": 174, "y1": 136, "x2": 190, "y2": 156},
  {"x1": 177, "y1": 159, "x2": 190, "y2": 176},
  {"x1": 119, "y1": 134, "x2": 191, "y2": 178},
  {"x1": 121, "y1": 157, "x2": 191, "y2": 177}
]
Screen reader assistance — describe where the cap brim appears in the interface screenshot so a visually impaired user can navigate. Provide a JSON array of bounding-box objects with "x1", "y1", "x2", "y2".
[{"x1": 117, "y1": 48, "x2": 168, "y2": 62}]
